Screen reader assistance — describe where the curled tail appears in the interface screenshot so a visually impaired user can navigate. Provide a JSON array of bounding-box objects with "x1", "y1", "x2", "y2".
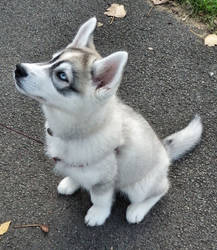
[{"x1": 163, "y1": 115, "x2": 203, "y2": 162}]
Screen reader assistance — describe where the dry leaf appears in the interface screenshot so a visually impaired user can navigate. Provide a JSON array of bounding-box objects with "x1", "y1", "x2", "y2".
[
  {"x1": 40, "y1": 224, "x2": 49, "y2": 233},
  {"x1": 14, "y1": 223, "x2": 49, "y2": 233},
  {"x1": 104, "y1": 3, "x2": 126, "y2": 18},
  {"x1": 97, "y1": 22, "x2": 103, "y2": 27},
  {"x1": 204, "y1": 34, "x2": 217, "y2": 47},
  {"x1": 0, "y1": 221, "x2": 11, "y2": 235},
  {"x1": 151, "y1": 0, "x2": 169, "y2": 5}
]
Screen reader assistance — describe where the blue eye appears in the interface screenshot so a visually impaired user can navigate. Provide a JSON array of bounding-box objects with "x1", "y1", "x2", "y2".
[{"x1": 57, "y1": 71, "x2": 68, "y2": 81}]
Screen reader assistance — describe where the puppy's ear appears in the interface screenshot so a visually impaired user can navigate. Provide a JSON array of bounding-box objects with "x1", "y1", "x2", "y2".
[
  {"x1": 92, "y1": 51, "x2": 128, "y2": 98},
  {"x1": 67, "y1": 17, "x2": 97, "y2": 49}
]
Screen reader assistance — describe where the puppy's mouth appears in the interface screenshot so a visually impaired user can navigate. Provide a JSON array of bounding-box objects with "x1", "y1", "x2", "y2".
[
  {"x1": 15, "y1": 77, "x2": 26, "y2": 93},
  {"x1": 15, "y1": 78, "x2": 46, "y2": 102},
  {"x1": 15, "y1": 78, "x2": 23, "y2": 89}
]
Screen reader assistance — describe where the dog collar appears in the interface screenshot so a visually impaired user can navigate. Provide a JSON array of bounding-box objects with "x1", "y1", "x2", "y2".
[
  {"x1": 53, "y1": 157, "x2": 61, "y2": 162},
  {"x1": 50, "y1": 128, "x2": 120, "y2": 166},
  {"x1": 52, "y1": 157, "x2": 84, "y2": 168},
  {"x1": 52, "y1": 148, "x2": 120, "y2": 164},
  {"x1": 49, "y1": 129, "x2": 84, "y2": 167}
]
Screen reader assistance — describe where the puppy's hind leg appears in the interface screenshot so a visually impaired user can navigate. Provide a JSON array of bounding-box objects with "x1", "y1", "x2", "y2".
[
  {"x1": 57, "y1": 177, "x2": 80, "y2": 195},
  {"x1": 123, "y1": 176, "x2": 169, "y2": 224}
]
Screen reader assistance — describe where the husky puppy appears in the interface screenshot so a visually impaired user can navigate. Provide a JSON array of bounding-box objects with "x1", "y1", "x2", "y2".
[{"x1": 14, "y1": 17, "x2": 202, "y2": 226}]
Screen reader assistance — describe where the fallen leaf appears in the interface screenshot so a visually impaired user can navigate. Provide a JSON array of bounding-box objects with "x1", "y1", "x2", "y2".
[
  {"x1": 14, "y1": 224, "x2": 49, "y2": 233},
  {"x1": 0, "y1": 221, "x2": 11, "y2": 235},
  {"x1": 151, "y1": 0, "x2": 169, "y2": 5},
  {"x1": 104, "y1": 3, "x2": 126, "y2": 18},
  {"x1": 204, "y1": 34, "x2": 217, "y2": 47},
  {"x1": 40, "y1": 224, "x2": 49, "y2": 233},
  {"x1": 97, "y1": 22, "x2": 103, "y2": 27}
]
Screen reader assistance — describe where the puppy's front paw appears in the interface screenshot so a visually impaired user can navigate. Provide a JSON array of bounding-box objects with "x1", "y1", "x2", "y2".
[
  {"x1": 126, "y1": 203, "x2": 146, "y2": 224},
  {"x1": 57, "y1": 177, "x2": 79, "y2": 195},
  {"x1": 85, "y1": 205, "x2": 110, "y2": 226}
]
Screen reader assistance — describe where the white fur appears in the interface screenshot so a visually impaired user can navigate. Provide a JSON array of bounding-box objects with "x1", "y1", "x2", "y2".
[
  {"x1": 15, "y1": 17, "x2": 203, "y2": 226},
  {"x1": 85, "y1": 188, "x2": 113, "y2": 226},
  {"x1": 68, "y1": 17, "x2": 97, "y2": 48},
  {"x1": 57, "y1": 177, "x2": 79, "y2": 195},
  {"x1": 163, "y1": 115, "x2": 203, "y2": 161}
]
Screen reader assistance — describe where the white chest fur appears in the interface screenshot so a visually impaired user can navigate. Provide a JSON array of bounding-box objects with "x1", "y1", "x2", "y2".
[
  {"x1": 44, "y1": 107, "x2": 123, "y2": 166},
  {"x1": 46, "y1": 128, "x2": 120, "y2": 166}
]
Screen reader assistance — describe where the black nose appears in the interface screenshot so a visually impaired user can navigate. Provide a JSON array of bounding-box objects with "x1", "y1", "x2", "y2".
[{"x1": 15, "y1": 64, "x2": 28, "y2": 78}]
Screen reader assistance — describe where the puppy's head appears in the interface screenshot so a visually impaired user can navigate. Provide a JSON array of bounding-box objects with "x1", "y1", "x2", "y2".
[{"x1": 14, "y1": 17, "x2": 128, "y2": 115}]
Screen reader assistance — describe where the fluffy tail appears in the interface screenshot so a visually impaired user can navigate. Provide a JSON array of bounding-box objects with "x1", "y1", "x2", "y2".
[{"x1": 163, "y1": 115, "x2": 203, "y2": 162}]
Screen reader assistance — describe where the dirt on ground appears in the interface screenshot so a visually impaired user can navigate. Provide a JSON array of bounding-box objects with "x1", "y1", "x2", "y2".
[{"x1": 148, "y1": 0, "x2": 217, "y2": 37}]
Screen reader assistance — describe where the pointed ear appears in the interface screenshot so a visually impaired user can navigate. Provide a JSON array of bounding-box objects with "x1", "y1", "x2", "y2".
[
  {"x1": 67, "y1": 17, "x2": 97, "y2": 49},
  {"x1": 92, "y1": 51, "x2": 128, "y2": 97}
]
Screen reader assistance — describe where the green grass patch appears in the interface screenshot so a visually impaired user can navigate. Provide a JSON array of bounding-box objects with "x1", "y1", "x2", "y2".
[{"x1": 177, "y1": 0, "x2": 217, "y2": 27}]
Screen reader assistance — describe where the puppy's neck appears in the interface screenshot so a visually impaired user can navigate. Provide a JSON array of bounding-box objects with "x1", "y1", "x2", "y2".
[{"x1": 42, "y1": 97, "x2": 117, "y2": 139}]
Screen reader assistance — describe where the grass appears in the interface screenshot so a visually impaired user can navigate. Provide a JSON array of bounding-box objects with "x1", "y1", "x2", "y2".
[{"x1": 177, "y1": 0, "x2": 217, "y2": 28}]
